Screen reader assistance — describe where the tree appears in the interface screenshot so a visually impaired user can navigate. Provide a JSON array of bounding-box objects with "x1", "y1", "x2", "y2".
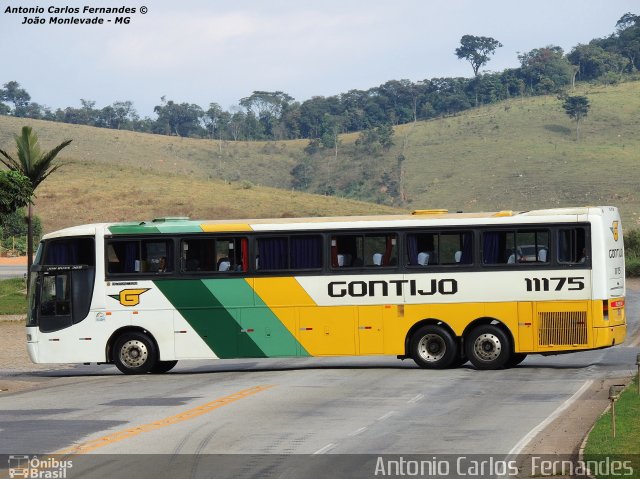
[
  {"x1": 518, "y1": 46, "x2": 573, "y2": 94},
  {"x1": 153, "y1": 97, "x2": 204, "y2": 137},
  {"x1": 0, "y1": 126, "x2": 71, "y2": 286},
  {"x1": 568, "y1": 44, "x2": 628, "y2": 81},
  {"x1": 0, "y1": 170, "x2": 32, "y2": 215},
  {"x1": 561, "y1": 95, "x2": 590, "y2": 140},
  {"x1": 0, "y1": 81, "x2": 31, "y2": 116},
  {"x1": 455, "y1": 35, "x2": 503, "y2": 77}
]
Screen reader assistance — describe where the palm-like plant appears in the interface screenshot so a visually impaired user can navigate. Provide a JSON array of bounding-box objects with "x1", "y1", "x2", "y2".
[{"x1": 0, "y1": 126, "x2": 72, "y2": 286}]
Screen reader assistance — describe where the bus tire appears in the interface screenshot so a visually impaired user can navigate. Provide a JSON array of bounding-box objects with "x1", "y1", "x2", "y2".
[
  {"x1": 450, "y1": 354, "x2": 468, "y2": 368},
  {"x1": 465, "y1": 324, "x2": 511, "y2": 370},
  {"x1": 505, "y1": 353, "x2": 527, "y2": 368},
  {"x1": 113, "y1": 332, "x2": 158, "y2": 375},
  {"x1": 410, "y1": 325, "x2": 457, "y2": 369},
  {"x1": 151, "y1": 360, "x2": 178, "y2": 374}
]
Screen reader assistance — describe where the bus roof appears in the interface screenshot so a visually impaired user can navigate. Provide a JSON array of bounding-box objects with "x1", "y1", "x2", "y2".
[{"x1": 42, "y1": 206, "x2": 613, "y2": 239}]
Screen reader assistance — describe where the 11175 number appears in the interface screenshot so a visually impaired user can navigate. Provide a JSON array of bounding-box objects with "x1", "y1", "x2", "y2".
[{"x1": 525, "y1": 277, "x2": 585, "y2": 292}]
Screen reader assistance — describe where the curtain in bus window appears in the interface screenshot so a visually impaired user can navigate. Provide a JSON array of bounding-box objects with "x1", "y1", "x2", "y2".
[
  {"x1": 258, "y1": 238, "x2": 288, "y2": 270},
  {"x1": 483, "y1": 232, "x2": 501, "y2": 264},
  {"x1": 407, "y1": 235, "x2": 419, "y2": 265},
  {"x1": 46, "y1": 242, "x2": 71, "y2": 265},
  {"x1": 124, "y1": 242, "x2": 138, "y2": 273},
  {"x1": 383, "y1": 236, "x2": 395, "y2": 265},
  {"x1": 460, "y1": 232, "x2": 473, "y2": 264},
  {"x1": 290, "y1": 236, "x2": 321, "y2": 269},
  {"x1": 241, "y1": 238, "x2": 249, "y2": 272}
]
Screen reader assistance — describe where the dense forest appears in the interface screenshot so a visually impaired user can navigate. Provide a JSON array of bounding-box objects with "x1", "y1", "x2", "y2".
[{"x1": 1, "y1": 13, "x2": 638, "y2": 144}]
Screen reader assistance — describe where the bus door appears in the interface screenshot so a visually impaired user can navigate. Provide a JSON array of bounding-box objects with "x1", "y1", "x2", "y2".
[{"x1": 29, "y1": 265, "x2": 95, "y2": 333}]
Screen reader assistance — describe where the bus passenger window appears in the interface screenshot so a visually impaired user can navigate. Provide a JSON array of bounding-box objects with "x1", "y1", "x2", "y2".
[
  {"x1": 331, "y1": 234, "x2": 396, "y2": 268},
  {"x1": 407, "y1": 231, "x2": 472, "y2": 266},
  {"x1": 181, "y1": 237, "x2": 248, "y2": 273},
  {"x1": 558, "y1": 228, "x2": 588, "y2": 264},
  {"x1": 257, "y1": 235, "x2": 322, "y2": 271},
  {"x1": 482, "y1": 230, "x2": 549, "y2": 265},
  {"x1": 107, "y1": 239, "x2": 173, "y2": 274}
]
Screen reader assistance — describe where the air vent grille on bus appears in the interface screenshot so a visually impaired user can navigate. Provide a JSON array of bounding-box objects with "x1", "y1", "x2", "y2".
[{"x1": 538, "y1": 311, "x2": 588, "y2": 346}]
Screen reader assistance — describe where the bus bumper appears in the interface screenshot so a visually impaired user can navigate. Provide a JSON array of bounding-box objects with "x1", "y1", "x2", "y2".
[
  {"x1": 593, "y1": 324, "x2": 627, "y2": 348},
  {"x1": 26, "y1": 327, "x2": 39, "y2": 363}
]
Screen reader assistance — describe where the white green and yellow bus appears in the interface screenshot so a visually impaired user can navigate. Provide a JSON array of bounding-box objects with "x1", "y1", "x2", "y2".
[{"x1": 26, "y1": 206, "x2": 627, "y2": 374}]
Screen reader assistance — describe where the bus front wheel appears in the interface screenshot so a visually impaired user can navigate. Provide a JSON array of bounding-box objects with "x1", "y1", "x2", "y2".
[
  {"x1": 151, "y1": 360, "x2": 178, "y2": 374},
  {"x1": 465, "y1": 324, "x2": 511, "y2": 370},
  {"x1": 410, "y1": 325, "x2": 457, "y2": 369},
  {"x1": 113, "y1": 332, "x2": 158, "y2": 375}
]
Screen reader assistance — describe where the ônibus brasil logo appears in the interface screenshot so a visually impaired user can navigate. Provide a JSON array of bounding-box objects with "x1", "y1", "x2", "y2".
[{"x1": 8, "y1": 455, "x2": 72, "y2": 478}]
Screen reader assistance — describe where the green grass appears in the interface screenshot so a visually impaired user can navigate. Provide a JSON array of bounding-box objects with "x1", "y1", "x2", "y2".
[
  {"x1": 0, "y1": 277, "x2": 27, "y2": 315},
  {"x1": 584, "y1": 375, "x2": 640, "y2": 478}
]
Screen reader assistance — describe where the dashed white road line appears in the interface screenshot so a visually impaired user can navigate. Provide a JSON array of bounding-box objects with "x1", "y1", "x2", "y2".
[
  {"x1": 313, "y1": 443, "x2": 337, "y2": 455},
  {"x1": 407, "y1": 393, "x2": 424, "y2": 404},
  {"x1": 348, "y1": 427, "x2": 367, "y2": 437},
  {"x1": 377, "y1": 411, "x2": 396, "y2": 421}
]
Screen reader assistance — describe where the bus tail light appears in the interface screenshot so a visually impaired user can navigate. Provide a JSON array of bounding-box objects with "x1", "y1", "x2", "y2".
[{"x1": 603, "y1": 301, "x2": 608, "y2": 320}]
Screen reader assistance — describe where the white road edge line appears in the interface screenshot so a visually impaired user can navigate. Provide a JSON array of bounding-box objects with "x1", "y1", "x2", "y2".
[
  {"x1": 313, "y1": 443, "x2": 337, "y2": 455},
  {"x1": 348, "y1": 427, "x2": 367, "y2": 437},
  {"x1": 507, "y1": 379, "x2": 593, "y2": 457}
]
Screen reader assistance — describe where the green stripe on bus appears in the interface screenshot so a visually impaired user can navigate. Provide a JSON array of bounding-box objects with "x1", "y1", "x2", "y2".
[
  {"x1": 154, "y1": 279, "x2": 264, "y2": 359},
  {"x1": 108, "y1": 222, "x2": 204, "y2": 235},
  {"x1": 202, "y1": 279, "x2": 310, "y2": 357},
  {"x1": 109, "y1": 225, "x2": 162, "y2": 235}
]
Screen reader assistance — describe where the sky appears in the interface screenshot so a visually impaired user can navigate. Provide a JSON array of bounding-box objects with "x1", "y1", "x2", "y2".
[{"x1": 1, "y1": 0, "x2": 638, "y2": 117}]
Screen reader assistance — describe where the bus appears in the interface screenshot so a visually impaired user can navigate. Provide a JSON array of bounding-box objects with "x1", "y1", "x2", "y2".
[{"x1": 25, "y1": 206, "x2": 627, "y2": 374}]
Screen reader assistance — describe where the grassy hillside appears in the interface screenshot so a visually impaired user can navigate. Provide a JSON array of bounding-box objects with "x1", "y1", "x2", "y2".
[
  {"x1": 1, "y1": 80, "x2": 639, "y2": 232},
  {"x1": 397, "y1": 81, "x2": 640, "y2": 227},
  {"x1": 0, "y1": 121, "x2": 398, "y2": 233}
]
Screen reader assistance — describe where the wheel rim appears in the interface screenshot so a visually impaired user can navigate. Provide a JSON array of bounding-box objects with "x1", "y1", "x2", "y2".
[
  {"x1": 417, "y1": 334, "x2": 446, "y2": 362},
  {"x1": 473, "y1": 333, "x2": 502, "y2": 362},
  {"x1": 119, "y1": 339, "x2": 149, "y2": 368}
]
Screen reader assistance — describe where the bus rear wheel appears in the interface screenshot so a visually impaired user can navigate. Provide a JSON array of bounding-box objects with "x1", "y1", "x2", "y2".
[
  {"x1": 506, "y1": 353, "x2": 527, "y2": 368},
  {"x1": 113, "y1": 332, "x2": 158, "y2": 375},
  {"x1": 410, "y1": 325, "x2": 457, "y2": 369},
  {"x1": 465, "y1": 324, "x2": 511, "y2": 370}
]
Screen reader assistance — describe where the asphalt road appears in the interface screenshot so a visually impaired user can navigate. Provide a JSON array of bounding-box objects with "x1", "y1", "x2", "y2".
[
  {"x1": 0, "y1": 264, "x2": 25, "y2": 280},
  {"x1": 0, "y1": 291, "x2": 638, "y2": 479}
]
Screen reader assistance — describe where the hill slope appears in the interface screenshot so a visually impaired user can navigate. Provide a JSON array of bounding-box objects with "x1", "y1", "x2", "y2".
[
  {"x1": 1, "y1": 80, "x2": 639, "y2": 232},
  {"x1": 397, "y1": 81, "x2": 640, "y2": 226},
  {"x1": 0, "y1": 122, "x2": 399, "y2": 233}
]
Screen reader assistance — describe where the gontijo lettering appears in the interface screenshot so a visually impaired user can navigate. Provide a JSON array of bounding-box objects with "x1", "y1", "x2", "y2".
[{"x1": 328, "y1": 279, "x2": 458, "y2": 297}]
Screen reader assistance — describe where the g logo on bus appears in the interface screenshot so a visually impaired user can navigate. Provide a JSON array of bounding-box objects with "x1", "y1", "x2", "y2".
[
  {"x1": 611, "y1": 221, "x2": 619, "y2": 241},
  {"x1": 109, "y1": 288, "x2": 150, "y2": 307}
]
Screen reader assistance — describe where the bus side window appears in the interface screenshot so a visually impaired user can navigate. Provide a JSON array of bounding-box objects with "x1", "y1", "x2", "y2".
[
  {"x1": 331, "y1": 234, "x2": 395, "y2": 268},
  {"x1": 558, "y1": 228, "x2": 587, "y2": 264},
  {"x1": 257, "y1": 235, "x2": 322, "y2": 271},
  {"x1": 107, "y1": 239, "x2": 173, "y2": 274}
]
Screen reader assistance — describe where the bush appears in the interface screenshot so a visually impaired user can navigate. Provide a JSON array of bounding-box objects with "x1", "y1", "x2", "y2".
[
  {"x1": 0, "y1": 208, "x2": 42, "y2": 256},
  {"x1": 624, "y1": 229, "x2": 640, "y2": 277}
]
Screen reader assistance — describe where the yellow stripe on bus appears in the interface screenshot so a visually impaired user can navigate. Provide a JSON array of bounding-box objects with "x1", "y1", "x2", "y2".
[{"x1": 200, "y1": 223, "x2": 254, "y2": 232}]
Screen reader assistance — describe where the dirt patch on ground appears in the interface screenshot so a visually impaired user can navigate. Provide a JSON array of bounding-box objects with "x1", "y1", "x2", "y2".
[
  {"x1": 0, "y1": 318, "x2": 72, "y2": 394},
  {"x1": 0, "y1": 256, "x2": 27, "y2": 265}
]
